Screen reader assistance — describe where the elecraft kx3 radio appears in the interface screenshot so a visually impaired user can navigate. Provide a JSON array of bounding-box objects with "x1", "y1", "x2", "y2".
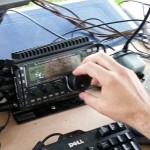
[{"x1": 5, "y1": 37, "x2": 99, "y2": 123}]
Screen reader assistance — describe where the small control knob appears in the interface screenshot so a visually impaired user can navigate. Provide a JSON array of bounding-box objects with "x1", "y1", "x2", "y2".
[
  {"x1": 54, "y1": 82, "x2": 67, "y2": 90},
  {"x1": 42, "y1": 84, "x2": 54, "y2": 94},
  {"x1": 68, "y1": 74, "x2": 92, "y2": 92},
  {"x1": 29, "y1": 88, "x2": 43, "y2": 97}
]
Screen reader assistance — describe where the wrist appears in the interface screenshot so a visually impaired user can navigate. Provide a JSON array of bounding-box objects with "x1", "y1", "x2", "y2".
[{"x1": 126, "y1": 103, "x2": 150, "y2": 139}]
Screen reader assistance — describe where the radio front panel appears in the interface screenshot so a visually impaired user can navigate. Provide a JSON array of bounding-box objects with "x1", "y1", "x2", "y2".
[{"x1": 12, "y1": 37, "x2": 99, "y2": 108}]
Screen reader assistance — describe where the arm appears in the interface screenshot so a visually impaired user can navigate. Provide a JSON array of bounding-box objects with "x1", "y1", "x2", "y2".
[{"x1": 73, "y1": 51, "x2": 150, "y2": 139}]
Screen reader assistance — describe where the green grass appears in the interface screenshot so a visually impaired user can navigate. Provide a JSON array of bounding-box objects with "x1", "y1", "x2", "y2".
[{"x1": 115, "y1": 0, "x2": 124, "y2": 5}]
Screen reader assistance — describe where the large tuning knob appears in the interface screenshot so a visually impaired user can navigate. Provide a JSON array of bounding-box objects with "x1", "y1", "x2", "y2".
[{"x1": 68, "y1": 73, "x2": 92, "y2": 92}]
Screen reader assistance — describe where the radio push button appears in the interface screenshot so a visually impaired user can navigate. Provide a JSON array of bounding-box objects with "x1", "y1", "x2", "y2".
[
  {"x1": 29, "y1": 88, "x2": 44, "y2": 97},
  {"x1": 42, "y1": 84, "x2": 54, "y2": 94},
  {"x1": 68, "y1": 74, "x2": 92, "y2": 92},
  {"x1": 54, "y1": 82, "x2": 67, "y2": 90}
]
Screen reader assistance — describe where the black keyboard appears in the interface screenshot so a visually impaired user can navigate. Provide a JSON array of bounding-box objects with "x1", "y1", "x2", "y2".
[{"x1": 36, "y1": 122, "x2": 142, "y2": 150}]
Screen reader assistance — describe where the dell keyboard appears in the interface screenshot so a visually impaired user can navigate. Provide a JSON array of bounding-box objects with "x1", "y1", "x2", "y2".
[{"x1": 35, "y1": 122, "x2": 142, "y2": 150}]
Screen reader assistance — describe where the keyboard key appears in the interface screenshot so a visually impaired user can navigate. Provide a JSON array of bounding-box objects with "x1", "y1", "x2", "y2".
[
  {"x1": 125, "y1": 133, "x2": 132, "y2": 140},
  {"x1": 98, "y1": 141, "x2": 110, "y2": 149},
  {"x1": 109, "y1": 137, "x2": 118, "y2": 146},
  {"x1": 98, "y1": 126, "x2": 110, "y2": 137},
  {"x1": 109, "y1": 123, "x2": 118, "y2": 132},
  {"x1": 87, "y1": 146, "x2": 96, "y2": 150},
  {"x1": 130, "y1": 141, "x2": 142, "y2": 150},
  {"x1": 117, "y1": 122, "x2": 126, "y2": 130},
  {"x1": 114, "y1": 146, "x2": 123, "y2": 150},
  {"x1": 122, "y1": 143, "x2": 132, "y2": 150},
  {"x1": 117, "y1": 135, "x2": 126, "y2": 143}
]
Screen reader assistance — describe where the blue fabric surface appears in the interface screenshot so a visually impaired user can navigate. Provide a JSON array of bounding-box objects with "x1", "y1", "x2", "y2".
[{"x1": 0, "y1": 0, "x2": 134, "y2": 59}]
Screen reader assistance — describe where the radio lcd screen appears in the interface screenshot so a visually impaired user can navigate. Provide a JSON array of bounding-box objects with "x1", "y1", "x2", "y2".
[{"x1": 26, "y1": 54, "x2": 82, "y2": 85}]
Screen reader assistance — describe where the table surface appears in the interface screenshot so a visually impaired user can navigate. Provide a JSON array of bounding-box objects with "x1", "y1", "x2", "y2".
[{"x1": 0, "y1": 105, "x2": 150, "y2": 150}]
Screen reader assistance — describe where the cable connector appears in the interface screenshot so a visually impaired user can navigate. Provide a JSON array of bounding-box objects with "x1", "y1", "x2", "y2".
[
  {"x1": 32, "y1": 141, "x2": 45, "y2": 150},
  {"x1": 32, "y1": 133, "x2": 63, "y2": 150},
  {"x1": 113, "y1": 51, "x2": 145, "y2": 74},
  {"x1": 0, "y1": 104, "x2": 17, "y2": 112},
  {"x1": 0, "y1": 111, "x2": 10, "y2": 133}
]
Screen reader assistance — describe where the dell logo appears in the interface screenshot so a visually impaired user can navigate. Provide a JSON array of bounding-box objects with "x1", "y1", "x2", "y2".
[{"x1": 68, "y1": 139, "x2": 84, "y2": 148}]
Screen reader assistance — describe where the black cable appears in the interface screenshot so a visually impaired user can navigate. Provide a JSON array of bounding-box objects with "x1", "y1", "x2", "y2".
[
  {"x1": 100, "y1": 37, "x2": 116, "y2": 44},
  {"x1": 142, "y1": 38, "x2": 150, "y2": 49},
  {"x1": 111, "y1": 50, "x2": 134, "y2": 59},
  {"x1": 114, "y1": 0, "x2": 150, "y2": 52},
  {"x1": 0, "y1": 104, "x2": 15, "y2": 112},
  {"x1": 118, "y1": 0, "x2": 150, "y2": 49},
  {"x1": 42, "y1": 133, "x2": 63, "y2": 143},
  {"x1": 111, "y1": 49, "x2": 150, "y2": 61},
  {"x1": 35, "y1": 0, "x2": 148, "y2": 42},
  {"x1": 97, "y1": 44, "x2": 106, "y2": 53},
  {"x1": 33, "y1": 133, "x2": 63, "y2": 150},
  {"x1": 105, "y1": 44, "x2": 115, "y2": 51},
  {"x1": 70, "y1": 18, "x2": 131, "y2": 38},
  {"x1": 34, "y1": 0, "x2": 86, "y2": 26},
  {"x1": 52, "y1": 19, "x2": 150, "y2": 43},
  {"x1": 69, "y1": 17, "x2": 146, "y2": 53},
  {"x1": 98, "y1": 32, "x2": 150, "y2": 56},
  {"x1": 101, "y1": 34, "x2": 150, "y2": 57},
  {"x1": 70, "y1": 19, "x2": 150, "y2": 34},
  {"x1": 100, "y1": 31, "x2": 150, "y2": 51},
  {"x1": 32, "y1": 0, "x2": 123, "y2": 37},
  {"x1": 8, "y1": 10, "x2": 67, "y2": 40},
  {"x1": 8, "y1": 5, "x2": 150, "y2": 58},
  {"x1": 0, "y1": 10, "x2": 7, "y2": 23},
  {"x1": 32, "y1": 0, "x2": 82, "y2": 26},
  {"x1": 123, "y1": 7, "x2": 150, "y2": 50},
  {"x1": 85, "y1": 19, "x2": 147, "y2": 33},
  {"x1": 34, "y1": 0, "x2": 144, "y2": 41},
  {"x1": 71, "y1": 18, "x2": 101, "y2": 38},
  {"x1": 134, "y1": 36, "x2": 150, "y2": 50},
  {"x1": 142, "y1": 4, "x2": 150, "y2": 50},
  {"x1": 119, "y1": 0, "x2": 150, "y2": 6},
  {"x1": 0, "y1": 96, "x2": 4, "y2": 102},
  {"x1": 90, "y1": 20, "x2": 140, "y2": 51},
  {"x1": 0, "y1": 111, "x2": 10, "y2": 132},
  {"x1": 71, "y1": 18, "x2": 129, "y2": 38},
  {"x1": 0, "y1": 111, "x2": 10, "y2": 149},
  {"x1": 35, "y1": 0, "x2": 80, "y2": 19},
  {"x1": 136, "y1": 36, "x2": 150, "y2": 45},
  {"x1": 32, "y1": 0, "x2": 88, "y2": 30}
]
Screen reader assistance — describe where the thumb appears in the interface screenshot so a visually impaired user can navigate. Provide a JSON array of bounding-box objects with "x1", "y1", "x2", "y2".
[{"x1": 79, "y1": 92, "x2": 102, "y2": 112}]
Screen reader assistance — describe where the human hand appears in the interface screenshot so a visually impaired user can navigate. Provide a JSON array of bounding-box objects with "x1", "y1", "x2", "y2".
[{"x1": 73, "y1": 51, "x2": 150, "y2": 138}]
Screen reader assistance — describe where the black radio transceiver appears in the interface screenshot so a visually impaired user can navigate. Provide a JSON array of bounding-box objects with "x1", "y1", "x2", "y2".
[
  {"x1": 2, "y1": 37, "x2": 99, "y2": 123},
  {"x1": 10, "y1": 37, "x2": 98, "y2": 109}
]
